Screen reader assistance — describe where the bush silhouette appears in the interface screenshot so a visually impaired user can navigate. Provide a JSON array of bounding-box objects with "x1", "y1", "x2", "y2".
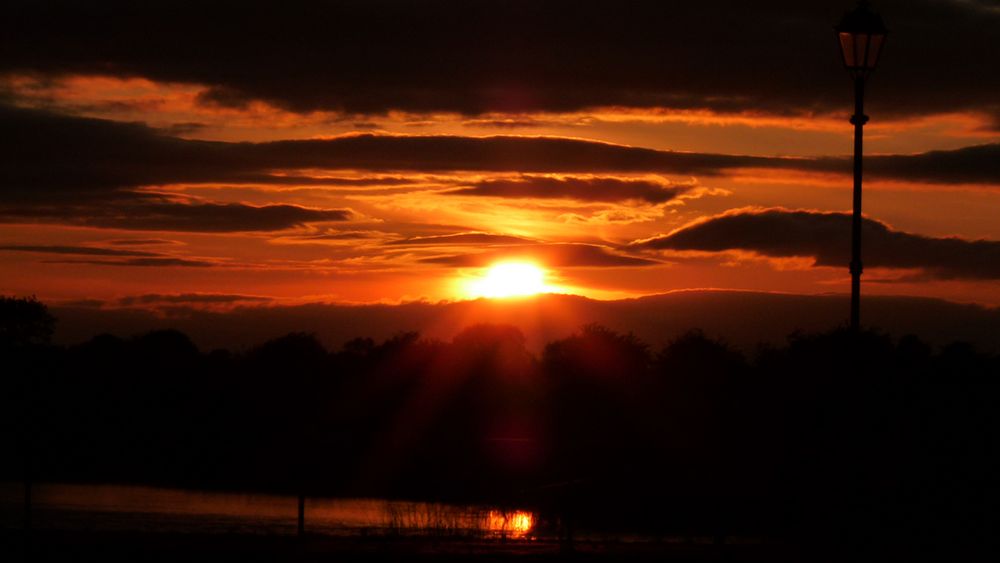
[{"x1": 0, "y1": 295, "x2": 55, "y2": 349}]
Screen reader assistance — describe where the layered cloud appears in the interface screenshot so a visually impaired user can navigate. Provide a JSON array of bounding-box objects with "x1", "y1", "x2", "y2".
[
  {"x1": 3, "y1": 104, "x2": 998, "y2": 241},
  {"x1": 634, "y1": 208, "x2": 1000, "y2": 280},
  {"x1": 5, "y1": 1, "x2": 998, "y2": 122},
  {"x1": 4, "y1": 105, "x2": 997, "y2": 195},
  {"x1": 448, "y1": 176, "x2": 693, "y2": 204},
  {"x1": 0, "y1": 244, "x2": 221, "y2": 268},
  {"x1": 0, "y1": 104, "x2": 769, "y2": 194}
]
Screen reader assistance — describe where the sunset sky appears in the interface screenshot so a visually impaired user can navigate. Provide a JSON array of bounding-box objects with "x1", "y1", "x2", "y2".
[{"x1": 2, "y1": 0, "x2": 999, "y2": 313}]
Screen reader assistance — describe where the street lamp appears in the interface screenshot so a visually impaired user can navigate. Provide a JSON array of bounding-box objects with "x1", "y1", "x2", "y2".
[{"x1": 836, "y1": 0, "x2": 887, "y2": 331}]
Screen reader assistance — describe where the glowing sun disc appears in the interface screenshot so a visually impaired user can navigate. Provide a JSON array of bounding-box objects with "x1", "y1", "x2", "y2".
[{"x1": 466, "y1": 262, "x2": 549, "y2": 298}]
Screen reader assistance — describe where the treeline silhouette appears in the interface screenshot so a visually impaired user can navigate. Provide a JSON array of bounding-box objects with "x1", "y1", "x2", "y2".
[{"x1": 5, "y1": 296, "x2": 1000, "y2": 559}]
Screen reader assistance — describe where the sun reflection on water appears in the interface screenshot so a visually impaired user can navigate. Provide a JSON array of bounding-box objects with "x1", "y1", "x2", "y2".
[
  {"x1": 487, "y1": 509, "x2": 534, "y2": 538},
  {"x1": 12, "y1": 483, "x2": 538, "y2": 540}
]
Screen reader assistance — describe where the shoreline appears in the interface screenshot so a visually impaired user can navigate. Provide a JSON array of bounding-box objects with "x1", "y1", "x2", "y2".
[{"x1": 3, "y1": 529, "x2": 797, "y2": 563}]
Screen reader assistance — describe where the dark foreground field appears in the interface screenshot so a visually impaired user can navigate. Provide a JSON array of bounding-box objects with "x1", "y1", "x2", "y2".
[
  {"x1": 4, "y1": 530, "x2": 795, "y2": 563},
  {"x1": 6, "y1": 297, "x2": 1000, "y2": 562}
]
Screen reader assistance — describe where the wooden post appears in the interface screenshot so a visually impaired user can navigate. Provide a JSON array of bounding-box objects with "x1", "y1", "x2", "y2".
[
  {"x1": 23, "y1": 397, "x2": 34, "y2": 560},
  {"x1": 24, "y1": 477, "x2": 31, "y2": 533},
  {"x1": 24, "y1": 470, "x2": 32, "y2": 561},
  {"x1": 297, "y1": 494, "x2": 305, "y2": 536}
]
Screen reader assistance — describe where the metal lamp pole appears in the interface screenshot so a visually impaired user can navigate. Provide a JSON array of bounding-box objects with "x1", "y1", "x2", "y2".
[
  {"x1": 849, "y1": 76, "x2": 867, "y2": 331},
  {"x1": 836, "y1": 1, "x2": 887, "y2": 331}
]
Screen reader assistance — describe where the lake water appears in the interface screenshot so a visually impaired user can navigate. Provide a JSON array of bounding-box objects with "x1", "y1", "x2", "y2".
[{"x1": 0, "y1": 482, "x2": 535, "y2": 539}]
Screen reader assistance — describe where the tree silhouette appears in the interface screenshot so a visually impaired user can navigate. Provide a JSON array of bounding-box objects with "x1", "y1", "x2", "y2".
[
  {"x1": 0, "y1": 295, "x2": 55, "y2": 349},
  {"x1": 2, "y1": 296, "x2": 56, "y2": 540}
]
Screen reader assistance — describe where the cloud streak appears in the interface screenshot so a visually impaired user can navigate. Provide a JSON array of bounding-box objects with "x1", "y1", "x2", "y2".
[
  {"x1": 633, "y1": 208, "x2": 1000, "y2": 280},
  {"x1": 448, "y1": 176, "x2": 693, "y2": 203},
  {"x1": 0, "y1": 245, "x2": 160, "y2": 257},
  {"x1": 45, "y1": 257, "x2": 218, "y2": 268},
  {"x1": 388, "y1": 233, "x2": 537, "y2": 246},
  {"x1": 1, "y1": 243, "x2": 223, "y2": 268}
]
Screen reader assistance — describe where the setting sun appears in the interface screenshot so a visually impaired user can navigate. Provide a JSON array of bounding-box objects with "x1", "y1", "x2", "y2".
[{"x1": 465, "y1": 262, "x2": 550, "y2": 299}]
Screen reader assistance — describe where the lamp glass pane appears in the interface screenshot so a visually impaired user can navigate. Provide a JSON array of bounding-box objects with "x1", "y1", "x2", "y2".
[
  {"x1": 839, "y1": 32, "x2": 856, "y2": 68},
  {"x1": 853, "y1": 33, "x2": 868, "y2": 68},
  {"x1": 866, "y1": 34, "x2": 885, "y2": 68}
]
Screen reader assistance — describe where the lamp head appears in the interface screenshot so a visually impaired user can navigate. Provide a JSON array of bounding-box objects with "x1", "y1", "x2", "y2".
[{"x1": 836, "y1": 1, "x2": 888, "y2": 79}]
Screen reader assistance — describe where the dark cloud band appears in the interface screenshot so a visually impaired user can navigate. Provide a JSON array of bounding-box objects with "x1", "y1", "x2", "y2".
[
  {"x1": 448, "y1": 176, "x2": 692, "y2": 203},
  {"x1": 4, "y1": 1, "x2": 998, "y2": 121},
  {"x1": 5, "y1": 106, "x2": 997, "y2": 194},
  {"x1": 634, "y1": 208, "x2": 1000, "y2": 280},
  {"x1": 0, "y1": 199, "x2": 352, "y2": 233}
]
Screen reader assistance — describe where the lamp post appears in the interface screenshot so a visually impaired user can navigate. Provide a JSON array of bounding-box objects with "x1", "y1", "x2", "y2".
[{"x1": 836, "y1": 1, "x2": 887, "y2": 331}]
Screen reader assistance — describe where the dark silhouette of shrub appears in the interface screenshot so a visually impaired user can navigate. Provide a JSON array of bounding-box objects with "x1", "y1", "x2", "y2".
[{"x1": 0, "y1": 295, "x2": 55, "y2": 349}]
